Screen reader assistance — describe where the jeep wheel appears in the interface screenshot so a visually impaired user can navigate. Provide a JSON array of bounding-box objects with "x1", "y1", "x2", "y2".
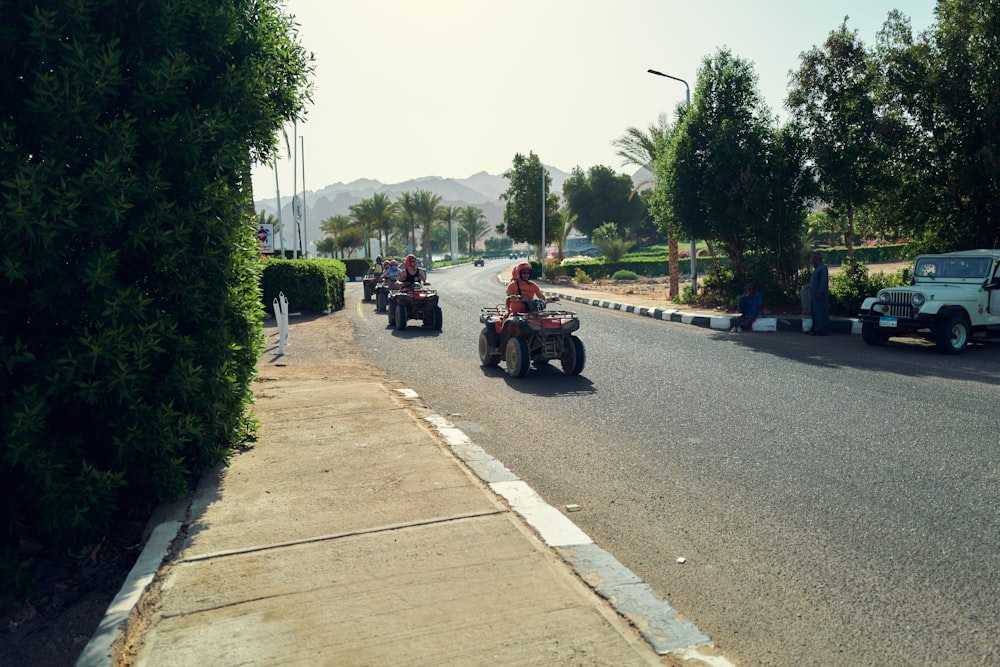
[
  {"x1": 560, "y1": 335, "x2": 586, "y2": 375},
  {"x1": 861, "y1": 323, "x2": 889, "y2": 347},
  {"x1": 504, "y1": 337, "x2": 530, "y2": 378},
  {"x1": 934, "y1": 315, "x2": 969, "y2": 354},
  {"x1": 478, "y1": 328, "x2": 500, "y2": 366}
]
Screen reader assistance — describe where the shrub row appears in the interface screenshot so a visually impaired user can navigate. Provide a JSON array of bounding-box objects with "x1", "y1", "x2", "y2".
[{"x1": 260, "y1": 259, "x2": 347, "y2": 313}]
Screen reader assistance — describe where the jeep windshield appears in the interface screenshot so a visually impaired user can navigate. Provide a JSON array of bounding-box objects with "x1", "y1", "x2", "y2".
[{"x1": 913, "y1": 256, "x2": 992, "y2": 280}]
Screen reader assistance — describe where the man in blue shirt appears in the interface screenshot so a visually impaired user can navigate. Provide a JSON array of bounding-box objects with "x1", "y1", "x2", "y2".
[{"x1": 730, "y1": 282, "x2": 762, "y2": 333}]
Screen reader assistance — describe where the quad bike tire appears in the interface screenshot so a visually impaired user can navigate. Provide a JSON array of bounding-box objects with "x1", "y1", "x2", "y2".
[
  {"x1": 394, "y1": 304, "x2": 408, "y2": 331},
  {"x1": 376, "y1": 291, "x2": 388, "y2": 313},
  {"x1": 478, "y1": 328, "x2": 501, "y2": 366},
  {"x1": 387, "y1": 303, "x2": 396, "y2": 327},
  {"x1": 560, "y1": 335, "x2": 586, "y2": 375},
  {"x1": 429, "y1": 305, "x2": 443, "y2": 331},
  {"x1": 504, "y1": 337, "x2": 530, "y2": 378},
  {"x1": 363, "y1": 284, "x2": 373, "y2": 301}
]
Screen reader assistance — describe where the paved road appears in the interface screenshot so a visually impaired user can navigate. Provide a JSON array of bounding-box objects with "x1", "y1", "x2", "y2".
[{"x1": 350, "y1": 263, "x2": 999, "y2": 666}]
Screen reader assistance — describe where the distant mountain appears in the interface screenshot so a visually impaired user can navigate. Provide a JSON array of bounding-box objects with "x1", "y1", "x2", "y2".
[{"x1": 253, "y1": 165, "x2": 643, "y2": 253}]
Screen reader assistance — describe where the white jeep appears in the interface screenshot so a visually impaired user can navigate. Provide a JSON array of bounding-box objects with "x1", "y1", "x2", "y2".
[{"x1": 858, "y1": 249, "x2": 1000, "y2": 354}]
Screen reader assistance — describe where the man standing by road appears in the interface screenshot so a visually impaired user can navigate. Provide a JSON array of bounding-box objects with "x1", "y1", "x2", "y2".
[{"x1": 808, "y1": 252, "x2": 830, "y2": 335}]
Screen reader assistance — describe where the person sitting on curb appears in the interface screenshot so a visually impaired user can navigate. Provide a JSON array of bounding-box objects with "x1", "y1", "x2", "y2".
[{"x1": 729, "y1": 282, "x2": 762, "y2": 333}]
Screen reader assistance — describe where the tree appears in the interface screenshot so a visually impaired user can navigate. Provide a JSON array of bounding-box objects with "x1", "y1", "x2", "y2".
[
  {"x1": 553, "y1": 204, "x2": 578, "y2": 263},
  {"x1": 457, "y1": 205, "x2": 490, "y2": 255},
  {"x1": 875, "y1": 3, "x2": 1000, "y2": 251},
  {"x1": 654, "y1": 49, "x2": 810, "y2": 292},
  {"x1": 320, "y1": 214, "x2": 352, "y2": 257},
  {"x1": 611, "y1": 112, "x2": 671, "y2": 194},
  {"x1": 410, "y1": 190, "x2": 443, "y2": 265},
  {"x1": 438, "y1": 204, "x2": 456, "y2": 262},
  {"x1": 561, "y1": 165, "x2": 655, "y2": 243},
  {"x1": 397, "y1": 191, "x2": 419, "y2": 252},
  {"x1": 0, "y1": 0, "x2": 312, "y2": 546},
  {"x1": 500, "y1": 152, "x2": 560, "y2": 252},
  {"x1": 613, "y1": 114, "x2": 681, "y2": 296},
  {"x1": 368, "y1": 192, "x2": 398, "y2": 256},
  {"x1": 788, "y1": 19, "x2": 890, "y2": 266}
]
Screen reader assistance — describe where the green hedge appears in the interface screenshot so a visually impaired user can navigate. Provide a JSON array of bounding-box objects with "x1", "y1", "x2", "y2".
[
  {"x1": 260, "y1": 259, "x2": 346, "y2": 313},
  {"x1": 543, "y1": 256, "x2": 716, "y2": 280},
  {"x1": 546, "y1": 244, "x2": 910, "y2": 281}
]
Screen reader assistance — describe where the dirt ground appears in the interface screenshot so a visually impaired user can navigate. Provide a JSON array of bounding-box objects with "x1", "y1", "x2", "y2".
[{"x1": 0, "y1": 308, "x2": 378, "y2": 667}]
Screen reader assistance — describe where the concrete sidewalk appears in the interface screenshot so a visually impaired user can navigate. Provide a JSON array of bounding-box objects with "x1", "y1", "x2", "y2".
[{"x1": 79, "y1": 375, "x2": 727, "y2": 666}]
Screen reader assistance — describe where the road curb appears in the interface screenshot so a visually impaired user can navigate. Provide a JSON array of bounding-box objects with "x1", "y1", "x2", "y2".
[
  {"x1": 546, "y1": 291, "x2": 859, "y2": 335},
  {"x1": 412, "y1": 392, "x2": 724, "y2": 662}
]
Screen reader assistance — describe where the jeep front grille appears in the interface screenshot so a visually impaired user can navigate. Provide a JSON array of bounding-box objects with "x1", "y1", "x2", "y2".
[{"x1": 881, "y1": 291, "x2": 914, "y2": 318}]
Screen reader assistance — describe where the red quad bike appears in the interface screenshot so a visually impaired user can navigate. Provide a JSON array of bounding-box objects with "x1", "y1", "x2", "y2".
[
  {"x1": 387, "y1": 282, "x2": 442, "y2": 331},
  {"x1": 362, "y1": 268, "x2": 381, "y2": 302},
  {"x1": 373, "y1": 278, "x2": 391, "y2": 313},
  {"x1": 478, "y1": 297, "x2": 585, "y2": 378}
]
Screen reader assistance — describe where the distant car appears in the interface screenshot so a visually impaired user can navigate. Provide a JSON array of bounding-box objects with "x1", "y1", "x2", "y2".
[{"x1": 473, "y1": 257, "x2": 485, "y2": 267}]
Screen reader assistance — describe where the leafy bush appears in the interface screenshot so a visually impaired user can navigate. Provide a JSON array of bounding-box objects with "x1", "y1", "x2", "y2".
[
  {"x1": 574, "y1": 268, "x2": 593, "y2": 284},
  {"x1": 611, "y1": 270, "x2": 638, "y2": 281},
  {"x1": 829, "y1": 263, "x2": 908, "y2": 315},
  {"x1": 0, "y1": 0, "x2": 311, "y2": 555},
  {"x1": 261, "y1": 259, "x2": 346, "y2": 313}
]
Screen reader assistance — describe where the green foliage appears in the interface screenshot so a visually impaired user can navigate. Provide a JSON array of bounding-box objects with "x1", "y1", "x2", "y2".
[
  {"x1": 788, "y1": 20, "x2": 889, "y2": 258},
  {"x1": 652, "y1": 48, "x2": 811, "y2": 293},
  {"x1": 260, "y1": 259, "x2": 346, "y2": 313},
  {"x1": 591, "y1": 223, "x2": 636, "y2": 262},
  {"x1": 876, "y1": 4, "x2": 1000, "y2": 250},
  {"x1": 573, "y1": 268, "x2": 593, "y2": 284},
  {"x1": 342, "y1": 258, "x2": 370, "y2": 279},
  {"x1": 500, "y1": 152, "x2": 560, "y2": 245},
  {"x1": 0, "y1": 0, "x2": 312, "y2": 548},
  {"x1": 562, "y1": 165, "x2": 654, "y2": 241},
  {"x1": 828, "y1": 262, "x2": 907, "y2": 316},
  {"x1": 611, "y1": 270, "x2": 638, "y2": 281}
]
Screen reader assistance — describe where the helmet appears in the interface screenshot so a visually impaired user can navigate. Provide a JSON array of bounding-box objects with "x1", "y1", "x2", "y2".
[
  {"x1": 405, "y1": 254, "x2": 417, "y2": 266},
  {"x1": 512, "y1": 262, "x2": 532, "y2": 281},
  {"x1": 389, "y1": 259, "x2": 398, "y2": 266}
]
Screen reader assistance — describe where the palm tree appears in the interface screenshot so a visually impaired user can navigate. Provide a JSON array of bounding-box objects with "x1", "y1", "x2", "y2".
[
  {"x1": 397, "y1": 192, "x2": 418, "y2": 253},
  {"x1": 411, "y1": 189, "x2": 443, "y2": 266},
  {"x1": 320, "y1": 214, "x2": 353, "y2": 258},
  {"x1": 553, "y1": 203, "x2": 577, "y2": 263},
  {"x1": 612, "y1": 112, "x2": 679, "y2": 297},
  {"x1": 438, "y1": 204, "x2": 457, "y2": 261},
  {"x1": 367, "y1": 192, "x2": 397, "y2": 256},
  {"x1": 457, "y1": 205, "x2": 490, "y2": 255}
]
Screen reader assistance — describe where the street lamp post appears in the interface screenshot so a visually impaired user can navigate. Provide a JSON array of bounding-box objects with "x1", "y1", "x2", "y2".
[{"x1": 648, "y1": 68, "x2": 698, "y2": 293}]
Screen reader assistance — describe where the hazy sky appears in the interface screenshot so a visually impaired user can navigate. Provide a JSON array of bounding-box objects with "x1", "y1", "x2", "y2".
[{"x1": 251, "y1": 0, "x2": 936, "y2": 198}]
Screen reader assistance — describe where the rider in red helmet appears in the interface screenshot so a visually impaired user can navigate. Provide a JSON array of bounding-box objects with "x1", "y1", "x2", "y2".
[
  {"x1": 400, "y1": 254, "x2": 428, "y2": 285},
  {"x1": 505, "y1": 262, "x2": 545, "y2": 313}
]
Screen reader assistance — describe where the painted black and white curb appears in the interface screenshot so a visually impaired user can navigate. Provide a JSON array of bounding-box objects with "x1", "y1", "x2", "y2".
[
  {"x1": 546, "y1": 291, "x2": 861, "y2": 335},
  {"x1": 396, "y1": 387, "x2": 733, "y2": 665}
]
